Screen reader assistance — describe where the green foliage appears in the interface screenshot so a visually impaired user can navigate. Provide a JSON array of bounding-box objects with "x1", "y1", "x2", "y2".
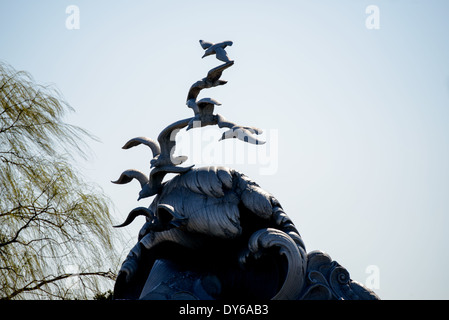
[
  {"x1": 93, "y1": 290, "x2": 113, "y2": 300},
  {"x1": 0, "y1": 61, "x2": 120, "y2": 299}
]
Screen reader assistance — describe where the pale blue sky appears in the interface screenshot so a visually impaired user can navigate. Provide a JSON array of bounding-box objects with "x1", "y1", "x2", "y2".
[{"x1": 1, "y1": 0, "x2": 449, "y2": 299}]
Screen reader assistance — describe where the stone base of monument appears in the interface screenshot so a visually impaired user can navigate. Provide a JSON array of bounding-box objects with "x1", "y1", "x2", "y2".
[{"x1": 138, "y1": 251, "x2": 378, "y2": 300}]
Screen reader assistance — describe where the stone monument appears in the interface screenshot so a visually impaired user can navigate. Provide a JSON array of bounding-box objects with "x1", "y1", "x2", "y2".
[{"x1": 111, "y1": 40, "x2": 380, "y2": 300}]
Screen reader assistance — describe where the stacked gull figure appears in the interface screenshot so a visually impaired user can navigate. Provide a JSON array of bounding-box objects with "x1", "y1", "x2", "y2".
[
  {"x1": 112, "y1": 40, "x2": 264, "y2": 226},
  {"x1": 110, "y1": 40, "x2": 380, "y2": 301}
]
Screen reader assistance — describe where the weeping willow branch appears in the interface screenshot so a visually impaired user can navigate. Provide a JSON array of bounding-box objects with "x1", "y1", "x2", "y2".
[
  {"x1": 5, "y1": 271, "x2": 116, "y2": 300},
  {"x1": 0, "y1": 61, "x2": 122, "y2": 300}
]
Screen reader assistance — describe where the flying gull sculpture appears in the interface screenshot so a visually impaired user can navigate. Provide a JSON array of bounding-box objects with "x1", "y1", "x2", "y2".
[{"x1": 199, "y1": 40, "x2": 233, "y2": 63}]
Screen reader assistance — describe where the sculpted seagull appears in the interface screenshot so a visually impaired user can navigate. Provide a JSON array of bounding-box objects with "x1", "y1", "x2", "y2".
[
  {"x1": 219, "y1": 126, "x2": 266, "y2": 145},
  {"x1": 188, "y1": 97, "x2": 221, "y2": 117},
  {"x1": 112, "y1": 165, "x2": 194, "y2": 200},
  {"x1": 187, "y1": 97, "x2": 221, "y2": 130},
  {"x1": 199, "y1": 40, "x2": 233, "y2": 63},
  {"x1": 186, "y1": 61, "x2": 233, "y2": 117},
  {"x1": 113, "y1": 207, "x2": 154, "y2": 228},
  {"x1": 121, "y1": 118, "x2": 193, "y2": 168},
  {"x1": 117, "y1": 119, "x2": 195, "y2": 200},
  {"x1": 111, "y1": 169, "x2": 152, "y2": 200},
  {"x1": 197, "y1": 97, "x2": 221, "y2": 116},
  {"x1": 186, "y1": 61, "x2": 234, "y2": 102},
  {"x1": 216, "y1": 114, "x2": 265, "y2": 145},
  {"x1": 114, "y1": 205, "x2": 187, "y2": 230},
  {"x1": 122, "y1": 136, "x2": 161, "y2": 157}
]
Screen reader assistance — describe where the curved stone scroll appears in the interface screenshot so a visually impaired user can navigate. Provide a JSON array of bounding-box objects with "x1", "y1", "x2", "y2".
[
  {"x1": 239, "y1": 228, "x2": 307, "y2": 300},
  {"x1": 299, "y1": 250, "x2": 380, "y2": 300},
  {"x1": 137, "y1": 228, "x2": 308, "y2": 300}
]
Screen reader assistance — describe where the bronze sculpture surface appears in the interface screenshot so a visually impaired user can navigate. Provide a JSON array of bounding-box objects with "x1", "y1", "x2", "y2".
[{"x1": 112, "y1": 40, "x2": 379, "y2": 300}]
